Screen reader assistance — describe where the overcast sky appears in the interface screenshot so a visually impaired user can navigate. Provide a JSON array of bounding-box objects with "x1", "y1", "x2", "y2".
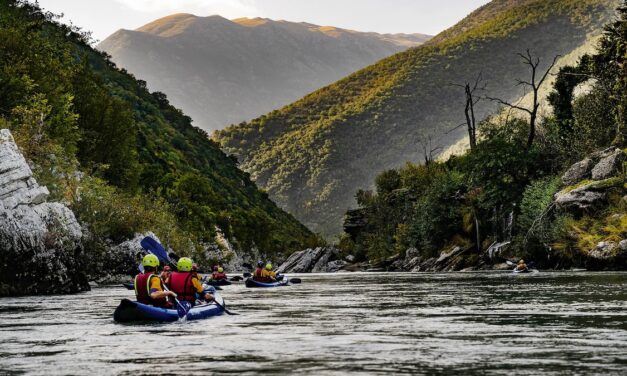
[{"x1": 37, "y1": 0, "x2": 491, "y2": 42}]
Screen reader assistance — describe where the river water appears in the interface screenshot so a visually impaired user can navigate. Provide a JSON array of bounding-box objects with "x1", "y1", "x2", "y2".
[{"x1": 1, "y1": 272, "x2": 626, "y2": 375}]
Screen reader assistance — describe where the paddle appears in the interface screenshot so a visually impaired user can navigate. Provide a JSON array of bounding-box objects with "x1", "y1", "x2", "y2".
[
  {"x1": 290, "y1": 278, "x2": 302, "y2": 284},
  {"x1": 161, "y1": 283, "x2": 191, "y2": 318},
  {"x1": 140, "y1": 236, "x2": 170, "y2": 265},
  {"x1": 243, "y1": 272, "x2": 252, "y2": 278}
]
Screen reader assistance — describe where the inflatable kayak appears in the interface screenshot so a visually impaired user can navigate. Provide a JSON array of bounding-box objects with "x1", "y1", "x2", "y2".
[
  {"x1": 113, "y1": 294, "x2": 225, "y2": 323},
  {"x1": 245, "y1": 276, "x2": 289, "y2": 288}
]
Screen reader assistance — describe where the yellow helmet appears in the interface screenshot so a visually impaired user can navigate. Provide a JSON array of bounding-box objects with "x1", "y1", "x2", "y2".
[
  {"x1": 265, "y1": 263, "x2": 273, "y2": 270},
  {"x1": 218, "y1": 267, "x2": 224, "y2": 273},
  {"x1": 177, "y1": 257, "x2": 193, "y2": 272},
  {"x1": 142, "y1": 254, "x2": 159, "y2": 268}
]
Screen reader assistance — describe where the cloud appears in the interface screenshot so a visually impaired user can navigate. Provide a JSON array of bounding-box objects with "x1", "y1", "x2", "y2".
[{"x1": 111, "y1": 0, "x2": 259, "y2": 17}]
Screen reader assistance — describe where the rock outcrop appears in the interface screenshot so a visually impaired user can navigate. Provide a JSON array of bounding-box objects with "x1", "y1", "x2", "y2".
[
  {"x1": 586, "y1": 240, "x2": 627, "y2": 270},
  {"x1": 591, "y1": 148, "x2": 625, "y2": 180},
  {"x1": 389, "y1": 246, "x2": 475, "y2": 272},
  {"x1": 0, "y1": 129, "x2": 88, "y2": 296},
  {"x1": 561, "y1": 158, "x2": 594, "y2": 185},
  {"x1": 555, "y1": 149, "x2": 625, "y2": 212},
  {"x1": 276, "y1": 247, "x2": 345, "y2": 273}
]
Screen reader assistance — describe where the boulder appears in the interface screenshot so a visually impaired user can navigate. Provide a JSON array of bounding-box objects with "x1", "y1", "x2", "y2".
[
  {"x1": 0, "y1": 129, "x2": 88, "y2": 296},
  {"x1": 591, "y1": 149, "x2": 625, "y2": 180},
  {"x1": 586, "y1": 240, "x2": 627, "y2": 270},
  {"x1": 277, "y1": 247, "x2": 341, "y2": 273},
  {"x1": 554, "y1": 178, "x2": 622, "y2": 211},
  {"x1": 562, "y1": 158, "x2": 594, "y2": 185}
]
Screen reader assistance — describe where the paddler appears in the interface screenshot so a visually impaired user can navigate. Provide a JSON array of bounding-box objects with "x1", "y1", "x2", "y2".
[
  {"x1": 514, "y1": 259, "x2": 528, "y2": 271},
  {"x1": 211, "y1": 265, "x2": 227, "y2": 281},
  {"x1": 264, "y1": 263, "x2": 277, "y2": 281},
  {"x1": 252, "y1": 261, "x2": 270, "y2": 282},
  {"x1": 134, "y1": 254, "x2": 175, "y2": 308},
  {"x1": 168, "y1": 257, "x2": 214, "y2": 306}
]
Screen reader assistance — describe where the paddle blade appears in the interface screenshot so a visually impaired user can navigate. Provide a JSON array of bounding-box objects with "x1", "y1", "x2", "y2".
[
  {"x1": 243, "y1": 272, "x2": 252, "y2": 278},
  {"x1": 140, "y1": 237, "x2": 170, "y2": 264},
  {"x1": 177, "y1": 301, "x2": 191, "y2": 318},
  {"x1": 290, "y1": 278, "x2": 302, "y2": 284}
]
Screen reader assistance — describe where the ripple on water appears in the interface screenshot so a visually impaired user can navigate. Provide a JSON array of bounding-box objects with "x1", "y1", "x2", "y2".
[{"x1": 0, "y1": 272, "x2": 625, "y2": 375}]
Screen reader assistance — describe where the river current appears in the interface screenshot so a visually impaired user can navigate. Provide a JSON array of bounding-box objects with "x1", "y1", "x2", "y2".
[{"x1": 0, "y1": 272, "x2": 626, "y2": 375}]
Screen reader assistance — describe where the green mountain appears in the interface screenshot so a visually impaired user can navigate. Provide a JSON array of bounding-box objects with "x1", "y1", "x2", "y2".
[
  {"x1": 0, "y1": 1, "x2": 319, "y2": 264},
  {"x1": 216, "y1": 0, "x2": 619, "y2": 238},
  {"x1": 98, "y1": 14, "x2": 430, "y2": 132}
]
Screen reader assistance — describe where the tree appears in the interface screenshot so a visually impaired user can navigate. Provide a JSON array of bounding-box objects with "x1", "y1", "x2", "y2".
[
  {"x1": 590, "y1": 0, "x2": 627, "y2": 145},
  {"x1": 453, "y1": 73, "x2": 485, "y2": 149},
  {"x1": 487, "y1": 50, "x2": 560, "y2": 149}
]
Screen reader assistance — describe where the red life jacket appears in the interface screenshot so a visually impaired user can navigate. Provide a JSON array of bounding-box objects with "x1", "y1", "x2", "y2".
[
  {"x1": 134, "y1": 272, "x2": 169, "y2": 307},
  {"x1": 252, "y1": 268, "x2": 271, "y2": 282},
  {"x1": 212, "y1": 272, "x2": 227, "y2": 280},
  {"x1": 168, "y1": 272, "x2": 196, "y2": 303}
]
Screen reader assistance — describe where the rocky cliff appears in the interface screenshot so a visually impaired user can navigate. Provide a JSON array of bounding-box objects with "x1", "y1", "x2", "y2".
[{"x1": 0, "y1": 130, "x2": 88, "y2": 296}]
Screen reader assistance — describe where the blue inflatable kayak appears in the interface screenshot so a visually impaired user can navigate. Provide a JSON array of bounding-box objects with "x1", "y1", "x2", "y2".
[
  {"x1": 245, "y1": 276, "x2": 289, "y2": 288},
  {"x1": 113, "y1": 294, "x2": 225, "y2": 322}
]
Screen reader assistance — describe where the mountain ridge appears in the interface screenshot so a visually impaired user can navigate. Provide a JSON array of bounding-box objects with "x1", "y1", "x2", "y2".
[
  {"x1": 215, "y1": 0, "x2": 620, "y2": 239},
  {"x1": 98, "y1": 15, "x2": 430, "y2": 131}
]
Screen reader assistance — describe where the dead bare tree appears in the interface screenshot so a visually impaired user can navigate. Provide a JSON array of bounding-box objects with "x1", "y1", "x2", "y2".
[
  {"x1": 486, "y1": 50, "x2": 560, "y2": 149},
  {"x1": 417, "y1": 133, "x2": 442, "y2": 166},
  {"x1": 451, "y1": 73, "x2": 485, "y2": 150}
]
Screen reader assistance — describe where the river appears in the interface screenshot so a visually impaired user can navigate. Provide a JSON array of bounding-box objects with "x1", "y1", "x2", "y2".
[{"x1": 1, "y1": 272, "x2": 626, "y2": 375}]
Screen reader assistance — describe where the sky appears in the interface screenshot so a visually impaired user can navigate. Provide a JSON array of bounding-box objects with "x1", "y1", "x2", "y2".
[{"x1": 37, "y1": 0, "x2": 491, "y2": 43}]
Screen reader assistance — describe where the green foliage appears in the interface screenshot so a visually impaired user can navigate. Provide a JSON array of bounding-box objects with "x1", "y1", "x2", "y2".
[
  {"x1": 0, "y1": 0, "x2": 321, "y2": 264},
  {"x1": 215, "y1": 0, "x2": 617, "y2": 238}
]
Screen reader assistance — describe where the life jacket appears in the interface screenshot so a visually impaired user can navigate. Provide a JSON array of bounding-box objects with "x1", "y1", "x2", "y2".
[
  {"x1": 212, "y1": 272, "x2": 227, "y2": 280},
  {"x1": 168, "y1": 271, "x2": 196, "y2": 303},
  {"x1": 252, "y1": 267, "x2": 272, "y2": 282},
  {"x1": 134, "y1": 272, "x2": 169, "y2": 307}
]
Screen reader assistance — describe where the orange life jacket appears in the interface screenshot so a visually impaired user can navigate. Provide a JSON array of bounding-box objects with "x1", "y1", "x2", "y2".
[
  {"x1": 168, "y1": 271, "x2": 196, "y2": 303},
  {"x1": 134, "y1": 272, "x2": 169, "y2": 307}
]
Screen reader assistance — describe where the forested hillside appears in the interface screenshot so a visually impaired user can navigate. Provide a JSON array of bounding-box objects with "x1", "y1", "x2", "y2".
[
  {"x1": 216, "y1": 0, "x2": 619, "y2": 238},
  {"x1": 99, "y1": 14, "x2": 430, "y2": 131},
  {"x1": 0, "y1": 1, "x2": 320, "y2": 267},
  {"x1": 339, "y1": 0, "x2": 626, "y2": 269}
]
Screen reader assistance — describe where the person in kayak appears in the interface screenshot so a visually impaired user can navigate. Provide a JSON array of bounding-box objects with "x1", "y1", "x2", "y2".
[
  {"x1": 134, "y1": 254, "x2": 176, "y2": 308},
  {"x1": 211, "y1": 266, "x2": 227, "y2": 281},
  {"x1": 514, "y1": 259, "x2": 528, "y2": 271},
  {"x1": 169, "y1": 257, "x2": 214, "y2": 306},
  {"x1": 252, "y1": 261, "x2": 272, "y2": 282},
  {"x1": 160, "y1": 265, "x2": 172, "y2": 285},
  {"x1": 265, "y1": 263, "x2": 277, "y2": 280}
]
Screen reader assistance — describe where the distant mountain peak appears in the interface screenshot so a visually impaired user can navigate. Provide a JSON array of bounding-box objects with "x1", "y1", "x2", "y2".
[{"x1": 98, "y1": 13, "x2": 431, "y2": 132}]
